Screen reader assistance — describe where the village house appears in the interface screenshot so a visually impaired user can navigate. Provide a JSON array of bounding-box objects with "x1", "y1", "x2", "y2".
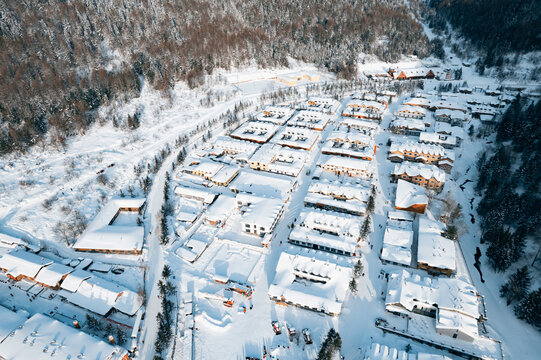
[
  {"x1": 288, "y1": 110, "x2": 329, "y2": 131},
  {"x1": 388, "y1": 141, "x2": 455, "y2": 172},
  {"x1": 248, "y1": 143, "x2": 306, "y2": 177},
  {"x1": 237, "y1": 193, "x2": 285, "y2": 239},
  {"x1": 230, "y1": 121, "x2": 280, "y2": 143},
  {"x1": 419, "y1": 132, "x2": 458, "y2": 149},
  {"x1": 417, "y1": 217, "x2": 456, "y2": 277},
  {"x1": 340, "y1": 118, "x2": 379, "y2": 135},
  {"x1": 394, "y1": 105, "x2": 427, "y2": 120},
  {"x1": 0, "y1": 310, "x2": 129, "y2": 360},
  {"x1": 390, "y1": 67, "x2": 435, "y2": 80},
  {"x1": 304, "y1": 180, "x2": 369, "y2": 216},
  {"x1": 322, "y1": 129, "x2": 375, "y2": 160},
  {"x1": 380, "y1": 226, "x2": 414, "y2": 267},
  {"x1": 388, "y1": 118, "x2": 426, "y2": 136},
  {"x1": 255, "y1": 105, "x2": 294, "y2": 125},
  {"x1": 182, "y1": 159, "x2": 240, "y2": 186},
  {"x1": 288, "y1": 209, "x2": 360, "y2": 257},
  {"x1": 0, "y1": 250, "x2": 53, "y2": 282},
  {"x1": 343, "y1": 100, "x2": 386, "y2": 121},
  {"x1": 321, "y1": 156, "x2": 372, "y2": 178},
  {"x1": 434, "y1": 122, "x2": 465, "y2": 146},
  {"x1": 434, "y1": 108, "x2": 467, "y2": 126},
  {"x1": 174, "y1": 186, "x2": 216, "y2": 204},
  {"x1": 395, "y1": 179, "x2": 428, "y2": 214},
  {"x1": 391, "y1": 162, "x2": 446, "y2": 191},
  {"x1": 272, "y1": 126, "x2": 319, "y2": 150}
]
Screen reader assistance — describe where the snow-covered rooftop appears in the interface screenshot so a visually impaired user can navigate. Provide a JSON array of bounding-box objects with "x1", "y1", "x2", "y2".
[
  {"x1": 210, "y1": 136, "x2": 259, "y2": 158},
  {"x1": 271, "y1": 126, "x2": 319, "y2": 149},
  {"x1": 204, "y1": 194, "x2": 236, "y2": 225},
  {"x1": 381, "y1": 227, "x2": 413, "y2": 266},
  {"x1": 392, "y1": 163, "x2": 446, "y2": 182},
  {"x1": 322, "y1": 156, "x2": 371, "y2": 172},
  {"x1": 268, "y1": 249, "x2": 352, "y2": 315},
  {"x1": 0, "y1": 305, "x2": 26, "y2": 342},
  {"x1": 175, "y1": 186, "x2": 216, "y2": 204},
  {"x1": 419, "y1": 132, "x2": 457, "y2": 148},
  {"x1": 0, "y1": 313, "x2": 128, "y2": 360},
  {"x1": 73, "y1": 198, "x2": 145, "y2": 254},
  {"x1": 386, "y1": 269, "x2": 480, "y2": 321},
  {"x1": 395, "y1": 180, "x2": 428, "y2": 211},
  {"x1": 0, "y1": 250, "x2": 53, "y2": 279},
  {"x1": 60, "y1": 270, "x2": 143, "y2": 316},
  {"x1": 33, "y1": 263, "x2": 74, "y2": 287},
  {"x1": 230, "y1": 121, "x2": 280, "y2": 143},
  {"x1": 288, "y1": 110, "x2": 329, "y2": 130},
  {"x1": 289, "y1": 209, "x2": 359, "y2": 255},
  {"x1": 229, "y1": 170, "x2": 294, "y2": 200},
  {"x1": 390, "y1": 118, "x2": 426, "y2": 131},
  {"x1": 418, "y1": 234, "x2": 456, "y2": 273},
  {"x1": 255, "y1": 105, "x2": 295, "y2": 124},
  {"x1": 390, "y1": 141, "x2": 452, "y2": 159}
]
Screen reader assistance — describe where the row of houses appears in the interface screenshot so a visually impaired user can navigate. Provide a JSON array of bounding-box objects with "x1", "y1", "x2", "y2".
[
  {"x1": 0, "y1": 250, "x2": 143, "y2": 317},
  {"x1": 389, "y1": 141, "x2": 454, "y2": 172},
  {"x1": 268, "y1": 94, "x2": 382, "y2": 316}
]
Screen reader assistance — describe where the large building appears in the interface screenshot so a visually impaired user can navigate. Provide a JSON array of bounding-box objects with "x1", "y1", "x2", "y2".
[
  {"x1": 72, "y1": 198, "x2": 146, "y2": 255},
  {"x1": 268, "y1": 250, "x2": 352, "y2": 316},
  {"x1": 386, "y1": 270, "x2": 484, "y2": 343},
  {"x1": 288, "y1": 209, "x2": 360, "y2": 257}
]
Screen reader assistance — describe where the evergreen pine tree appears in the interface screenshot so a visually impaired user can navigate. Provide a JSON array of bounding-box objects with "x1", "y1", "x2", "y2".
[
  {"x1": 360, "y1": 215, "x2": 371, "y2": 239},
  {"x1": 500, "y1": 266, "x2": 532, "y2": 305},
  {"x1": 353, "y1": 260, "x2": 363, "y2": 277},
  {"x1": 514, "y1": 288, "x2": 541, "y2": 329},
  {"x1": 349, "y1": 277, "x2": 357, "y2": 294}
]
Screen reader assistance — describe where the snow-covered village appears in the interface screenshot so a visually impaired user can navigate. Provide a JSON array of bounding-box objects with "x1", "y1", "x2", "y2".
[{"x1": 0, "y1": 1, "x2": 540, "y2": 360}]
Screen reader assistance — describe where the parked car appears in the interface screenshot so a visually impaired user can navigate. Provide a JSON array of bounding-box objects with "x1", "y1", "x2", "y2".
[
  {"x1": 302, "y1": 328, "x2": 313, "y2": 344},
  {"x1": 286, "y1": 323, "x2": 296, "y2": 336},
  {"x1": 271, "y1": 321, "x2": 281, "y2": 335}
]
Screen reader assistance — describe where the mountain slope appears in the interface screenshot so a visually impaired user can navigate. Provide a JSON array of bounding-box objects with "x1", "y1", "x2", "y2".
[{"x1": 0, "y1": 0, "x2": 430, "y2": 155}]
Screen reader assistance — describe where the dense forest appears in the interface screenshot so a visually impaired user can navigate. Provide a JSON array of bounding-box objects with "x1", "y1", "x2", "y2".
[
  {"x1": 476, "y1": 98, "x2": 541, "y2": 272},
  {"x1": 427, "y1": 0, "x2": 541, "y2": 56},
  {"x1": 0, "y1": 0, "x2": 431, "y2": 156},
  {"x1": 476, "y1": 98, "x2": 541, "y2": 327}
]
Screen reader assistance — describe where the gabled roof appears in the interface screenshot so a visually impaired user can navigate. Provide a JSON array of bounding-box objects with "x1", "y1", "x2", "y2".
[
  {"x1": 34, "y1": 263, "x2": 74, "y2": 287},
  {"x1": 0, "y1": 250, "x2": 53, "y2": 279}
]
